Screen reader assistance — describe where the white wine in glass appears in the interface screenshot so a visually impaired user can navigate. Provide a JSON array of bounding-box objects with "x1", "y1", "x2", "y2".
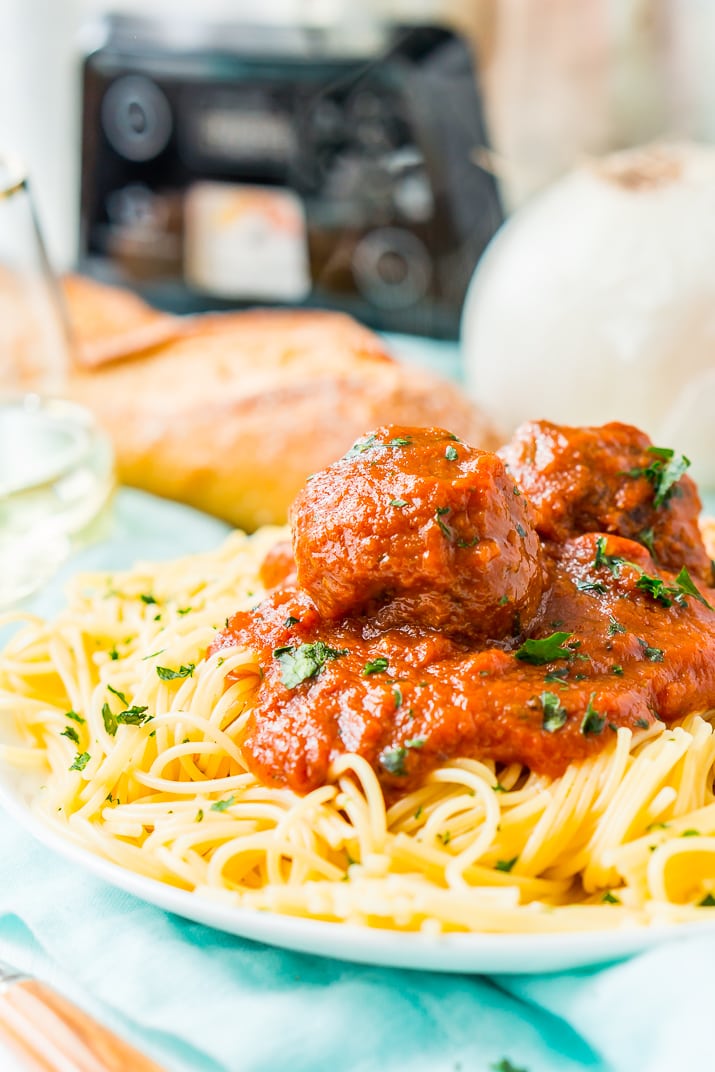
[{"x1": 0, "y1": 155, "x2": 114, "y2": 607}]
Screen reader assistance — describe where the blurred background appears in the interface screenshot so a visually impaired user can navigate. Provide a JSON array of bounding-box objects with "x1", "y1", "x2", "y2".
[{"x1": 4, "y1": 0, "x2": 715, "y2": 274}]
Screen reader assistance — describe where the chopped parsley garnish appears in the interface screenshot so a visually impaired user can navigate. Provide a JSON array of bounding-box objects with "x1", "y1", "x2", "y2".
[
  {"x1": 140, "y1": 593, "x2": 157, "y2": 605},
  {"x1": 626, "y1": 446, "x2": 690, "y2": 508},
  {"x1": 607, "y1": 616, "x2": 627, "y2": 636},
  {"x1": 580, "y1": 694, "x2": 605, "y2": 735},
  {"x1": 515, "y1": 523, "x2": 527, "y2": 539},
  {"x1": 345, "y1": 433, "x2": 376, "y2": 457},
  {"x1": 390, "y1": 436, "x2": 412, "y2": 448},
  {"x1": 65, "y1": 710, "x2": 85, "y2": 724},
  {"x1": 602, "y1": 891, "x2": 621, "y2": 904},
  {"x1": 575, "y1": 579, "x2": 607, "y2": 594},
  {"x1": 389, "y1": 498, "x2": 408, "y2": 508},
  {"x1": 593, "y1": 537, "x2": 624, "y2": 576},
  {"x1": 490, "y1": 1060, "x2": 528, "y2": 1072},
  {"x1": 438, "y1": 830, "x2": 451, "y2": 846},
  {"x1": 435, "y1": 506, "x2": 454, "y2": 540},
  {"x1": 414, "y1": 805, "x2": 424, "y2": 820},
  {"x1": 107, "y1": 684, "x2": 128, "y2": 705},
  {"x1": 405, "y1": 736, "x2": 425, "y2": 750},
  {"x1": 108, "y1": 647, "x2": 120, "y2": 661},
  {"x1": 515, "y1": 632, "x2": 574, "y2": 665},
  {"x1": 116, "y1": 706, "x2": 151, "y2": 726},
  {"x1": 445, "y1": 445, "x2": 458, "y2": 461},
  {"x1": 393, "y1": 685, "x2": 403, "y2": 709},
  {"x1": 699, "y1": 893, "x2": 715, "y2": 907},
  {"x1": 495, "y1": 856, "x2": 518, "y2": 873},
  {"x1": 274, "y1": 641, "x2": 347, "y2": 689},
  {"x1": 102, "y1": 701, "x2": 151, "y2": 735},
  {"x1": 195, "y1": 809, "x2": 204, "y2": 822},
  {"x1": 540, "y1": 692, "x2": 568, "y2": 733},
  {"x1": 498, "y1": 595, "x2": 510, "y2": 606},
  {"x1": 210, "y1": 796, "x2": 236, "y2": 812},
  {"x1": 681, "y1": 829, "x2": 700, "y2": 837},
  {"x1": 141, "y1": 649, "x2": 166, "y2": 661},
  {"x1": 177, "y1": 607, "x2": 192, "y2": 615},
  {"x1": 156, "y1": 663, "x2": 196, "y2": 681},
  {"x1": 612, "y1": 665, "x2": 624, "y2": 676},
  {"x1": 379, "y1": 746, "x2": 407, "y2": 776},
  {"x1": 639, "y1": 527, "x2": 656, "y2": 557},
  {"x1": 637, "y1": 638, "x2": 664, "y2": 662},
  {"x1": 284, "y1": 616, "x2": 300, "y2": 627},
  {"x1": 70, "y1": 752, "x2": 90, "y2": 772},
  {"x1": 673, "y1": 566, "x2": 715, "y2": 611},
  {"x1": 60, "y1": 726, "x2": 80, "y2": 746},
  {"x1": 363, "y1": 657, "x2": 389, "y2": 676},
  {"x1": 544, "y1": 666, "x2": 569, "y2": 684}
]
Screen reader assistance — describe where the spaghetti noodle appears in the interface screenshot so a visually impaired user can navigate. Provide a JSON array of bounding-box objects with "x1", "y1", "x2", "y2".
[{"x1": 3, "y1": 526, "x2": 715, "y2": 934}]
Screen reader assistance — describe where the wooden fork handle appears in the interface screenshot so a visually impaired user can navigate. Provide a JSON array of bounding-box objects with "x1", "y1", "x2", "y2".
[{"x1": 0, "y1": 977, "x2": 167, "y2": 1072}]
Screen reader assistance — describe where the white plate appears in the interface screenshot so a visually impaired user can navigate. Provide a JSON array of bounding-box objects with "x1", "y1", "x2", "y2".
[{"x1": 1, "y1": 755, "x2": 712, "y2": 975}]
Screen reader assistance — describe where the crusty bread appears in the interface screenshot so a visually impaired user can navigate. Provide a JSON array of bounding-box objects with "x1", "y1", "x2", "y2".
[
  {"x1": 62, "y1": 274, "x2": 180, "y2": 368},
  {"x1": 63, "y1": 277, "x2": 500, "y2": 531}
]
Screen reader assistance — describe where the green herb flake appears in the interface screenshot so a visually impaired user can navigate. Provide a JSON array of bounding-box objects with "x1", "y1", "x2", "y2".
[
  {"x1": 544, "y1": 666, "x2": 569, "y2": 684},
  {"x1": 177, "y1": 607, "x2": 192, "y2": 616},
  {"x1": 515, "y1": 523, "x2": 527, "y2": 539},
  {"x1": 141, "y1": 648, "x2": 166, "y2": 661},
  {"x1": 607, "y1": 616, "x2": 627, "y2": 636},
  {"x1": 626, "y1": 446, "x2": 691, "y2": 508},
  {"x1": 515, "y1": 631, "x2": 574, "y2": 665},
  {"x1": 414, "y1": 805, "x2": 424, "y2": 820},
  {"x1": 405, "y1": 736, "x2": 425, "y2": 750},
  {"x1": 601, "y1": 891, "x2": 621, "y2": 904},
  {"x1": 60, "y1": 726, "x2": 80, "y2": 746},
  {"x1": 70, "y1": 752, "x2": 90, "y2": 772},
  {"x1": 575, "y1": 579, "x2": 607, "y2": 594},
  {"x1": 612, "y1": 665, "x2": 624, "y2": 676},
  {"x1": 593, "y1": 536, "x2": 624, "y2": 576},
  {"x1": 498, "y1": 595, "x2": 510, "y2": 607},
  {"x1": 379, "y1": 746, "x2": 407, "y2": 777},
  {"x1": 681, "y1": 829, "x2": 701, "y2": 837},
  {"x1": 116, "y1": 706, "x2": 151, "y2": 727},
  {"x1": 195, "y1": 809, "x2": 204, "y2": 822},
  {"x1": 363, "y1": 656, "x2": 389, "y2": 676},
  {"x1": 495, "y1": 856, "x2": 518, "y2": 873},
  {"x1": 445, "y1": 445, "x2": 458, "y2": 461},
  {"x1": 108, "y1": 647, "x2": 120, "y2": 661},
  {"x1": 639, "y1": 527, "x2": 656, "y2": 557},
  {"x1": 393, "y1": 685, "x2": 403, "y2": 710},
  {"x1": 699, "y1": 893, "x2": 715, "y2": 907},
  {"x1": 107, "y1": 684, "x2": 129, "y2": 705},
  {"x1": 345, "y1": 433, "x2": 376, "y2": 457},
  {"x1": 673, "y1": 566, "x2": 715, "y2": 611},
  {"x1": 275, "y1": 641, "x2": 347, "y2": 689},
  {"x1": 390, "y1": 436, "x2": 412, "y2": 448},
  {"x1": 540, "y1": 691, "x2": 568, "y2": 733},
  {"x1": 283, "y1": 616, "x2": 300, "y2": 627},
  {"x1": 65, "y1": 710, "x2": 85, "y2": 724},
  {"x1": 637, "y1": 638, "x2": 664, "y2": 662},
  {"x1": 101, "y1": 702, "x2": 117, "y2": 736},
  {"x1": 580, "y1": 693, "x2": 605, "y2": 736},
  {"x1": 490, "y1": 1060, "x2": 529, "y2": 1072},
  {"x1": 140, "y1": 593, "x2": 157, "y2": 605},
  {"x1": 156, "y1": 663, "x2": 196, "y2": 681},
  {"x1": 389, "y1": 498, "x2": 408, "y2": 508},
  {"x1": 210, "y1": 796, "x2": 236, "y2": 813}
]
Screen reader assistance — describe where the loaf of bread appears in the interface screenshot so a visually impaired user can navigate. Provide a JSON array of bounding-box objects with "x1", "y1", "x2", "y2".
[{"x1": 63, "y1": 276, "x2": 499, "y2": 531}]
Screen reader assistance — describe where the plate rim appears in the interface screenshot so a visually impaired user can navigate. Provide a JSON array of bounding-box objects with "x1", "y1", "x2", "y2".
[{"x1": 1, "y1": 757, "x2": 712, "y2": 975}]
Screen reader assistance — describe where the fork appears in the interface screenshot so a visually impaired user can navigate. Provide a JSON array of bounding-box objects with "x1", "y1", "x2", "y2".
[{"x1": 0, "y1": 958, "x2": 167, "y2": 1071}]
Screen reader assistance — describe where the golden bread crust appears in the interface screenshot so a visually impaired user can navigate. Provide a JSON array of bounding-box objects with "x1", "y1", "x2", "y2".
[{"x1": 62, "y1": 277, "x2": 499, "y2": 530}]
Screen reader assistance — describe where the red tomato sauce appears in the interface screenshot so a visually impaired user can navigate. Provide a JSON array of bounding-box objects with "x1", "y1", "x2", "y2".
[{"x1": 210, "y1": 423, "x2": 715, "y2": 795}]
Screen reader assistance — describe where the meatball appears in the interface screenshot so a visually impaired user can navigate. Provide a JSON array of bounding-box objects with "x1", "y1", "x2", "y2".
[
  {"x1": 500, "y1": 420, "x2": 711, "y2": 582},
  {"x1": 290, "y1": 425, "x2": 544, "y2": 639}
]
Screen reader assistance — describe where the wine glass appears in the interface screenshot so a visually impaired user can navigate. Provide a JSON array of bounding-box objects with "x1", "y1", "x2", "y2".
[{"x1": 0, "y1": 154, "x2": 114, "y2": 607}]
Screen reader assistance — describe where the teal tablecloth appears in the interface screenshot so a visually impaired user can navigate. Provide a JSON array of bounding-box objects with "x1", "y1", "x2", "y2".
[{"x1": 2, "y1": 489, "x2": 715, "y2": 1072}]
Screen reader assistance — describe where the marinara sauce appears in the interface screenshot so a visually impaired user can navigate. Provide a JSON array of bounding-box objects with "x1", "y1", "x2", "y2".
[{"x1": 210, "y1": 423, "x2": 715, "y2": 795}]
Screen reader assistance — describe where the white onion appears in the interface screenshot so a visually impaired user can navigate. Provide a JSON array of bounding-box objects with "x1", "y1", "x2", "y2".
[{"x1": 461, "y1": 143, "x2": 715, "y2": 489}]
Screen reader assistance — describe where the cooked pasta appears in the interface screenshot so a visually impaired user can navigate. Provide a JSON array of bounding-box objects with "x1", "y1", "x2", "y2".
[{"x1": 3, "y1": 528, "x2": 715, "y2": 934}]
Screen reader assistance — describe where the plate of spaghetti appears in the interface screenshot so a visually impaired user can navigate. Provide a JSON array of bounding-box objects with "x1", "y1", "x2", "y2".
[{"x1": 2, "y1": 419, "x2": 715, "y2": 974}]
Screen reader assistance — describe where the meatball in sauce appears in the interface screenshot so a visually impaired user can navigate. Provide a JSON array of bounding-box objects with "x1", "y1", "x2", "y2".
[{"x1": 211, "y1": 422, "x2": 715, "y2": 795}]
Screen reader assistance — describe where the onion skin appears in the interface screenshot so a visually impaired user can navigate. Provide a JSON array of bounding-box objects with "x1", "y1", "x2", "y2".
[{"x1": 461, "y1": 143, "x2": 715, "y2": 488}]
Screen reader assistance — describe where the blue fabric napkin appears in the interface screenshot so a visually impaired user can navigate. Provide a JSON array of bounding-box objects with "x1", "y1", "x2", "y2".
[{"x1": 1, "y1": 489, "x2": 714, "y2": 1072}]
